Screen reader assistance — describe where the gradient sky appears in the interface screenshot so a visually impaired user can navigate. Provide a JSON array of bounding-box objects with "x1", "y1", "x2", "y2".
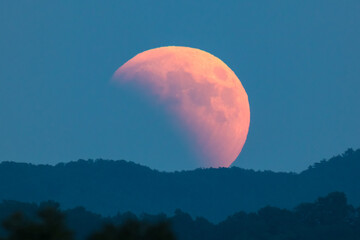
[{"x1": 0, "y1": 1, "x2": 359, "y2": 172}]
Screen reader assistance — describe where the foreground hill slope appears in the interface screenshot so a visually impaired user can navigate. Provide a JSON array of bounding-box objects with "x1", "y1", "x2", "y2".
[
  {"x1": 1, "y1": 192, "x2": 359, "y2": 240},
  {"x1": 0, "y1": 149, "x2": 359, "y2": 222}
]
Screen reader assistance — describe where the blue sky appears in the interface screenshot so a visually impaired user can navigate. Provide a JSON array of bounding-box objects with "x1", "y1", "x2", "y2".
[{"x1": 0, "y1": 1, "x2": 359, "y2": 172}]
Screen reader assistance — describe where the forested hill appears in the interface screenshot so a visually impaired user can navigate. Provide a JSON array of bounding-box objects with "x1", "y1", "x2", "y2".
[
  {"x1": 1, "y1": 192, "x2": 359, "y2": 240},
  {"x1": 0, "y1": 148, "x2": 359, "y2": 222}
]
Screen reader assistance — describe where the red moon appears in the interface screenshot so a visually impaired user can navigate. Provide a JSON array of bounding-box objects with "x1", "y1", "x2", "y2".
[{"x1": 112, "y1": 46, "x2": 250, "y2": 169}]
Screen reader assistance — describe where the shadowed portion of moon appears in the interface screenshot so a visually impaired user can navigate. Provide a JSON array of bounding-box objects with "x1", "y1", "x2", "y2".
[
  {"x1": 112, "y1": 46, "x2": 250, "y2": 170},
  {"x1": 106, "y1": 85, "x2": 197, "y2": 171}
]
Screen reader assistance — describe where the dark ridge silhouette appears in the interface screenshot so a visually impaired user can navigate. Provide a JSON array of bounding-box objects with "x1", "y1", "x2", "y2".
[
  {"x1": 0, "y1": 192, "x2": 359, "y2": 240},
  {"x1": 0, "y1": 149, "x2": 359, "y2": 222},
  {"x1": 1, "y1": 202, "x2": 73, "y2": 240},
  {"x1": 0, "y1": 202, "x2": 175, "y2": 240},
  {"x1": 88, "y1": 220, "x2": 175, "y2": 240}
]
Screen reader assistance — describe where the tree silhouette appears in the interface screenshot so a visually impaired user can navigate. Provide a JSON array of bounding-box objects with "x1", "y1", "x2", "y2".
[
  {"x1": 88, "y1": 219, "x2": 175, "y2": 240},
  {"x1": 295, "y1": 192, "x2": 354, "y2": 225},
  {"x1": 2, "y1": 204, "x2": 73, "y2": 240}
]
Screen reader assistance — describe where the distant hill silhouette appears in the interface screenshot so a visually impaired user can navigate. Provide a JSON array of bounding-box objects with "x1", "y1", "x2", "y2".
[{"x1": 0, "y1": 148, "x2": 359, "y2": 222}]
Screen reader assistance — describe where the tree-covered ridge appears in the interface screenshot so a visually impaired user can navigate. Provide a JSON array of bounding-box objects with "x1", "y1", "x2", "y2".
[
  {"x1": 0, "y1": 192, "x2": 359, "y2": 240},
  {"x1": 0, "y1": 149, "x2": 359, "y2": 222},
  {"x1": 0, "y1": 202, "x2": 174, "y2": 240}
]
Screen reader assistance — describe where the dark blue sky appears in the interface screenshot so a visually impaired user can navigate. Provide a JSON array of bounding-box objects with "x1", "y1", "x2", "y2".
[{"x1": 0, "y1": 1, "x2": 359, "y2": 172}]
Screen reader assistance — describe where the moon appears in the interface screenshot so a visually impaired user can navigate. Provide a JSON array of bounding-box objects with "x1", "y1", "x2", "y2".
[{"x1": 112, "y1": 46, "x2": 250, "y2": 170}]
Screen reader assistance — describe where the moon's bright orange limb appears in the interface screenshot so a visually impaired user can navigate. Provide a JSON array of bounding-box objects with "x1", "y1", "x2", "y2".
[{"x1": 113, "y1": 46, "x2": 250, "y2": 169}]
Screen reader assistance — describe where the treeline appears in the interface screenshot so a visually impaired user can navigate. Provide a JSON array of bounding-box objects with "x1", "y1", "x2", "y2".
[
  {"x1": 1, "y1": 149, "x2": 359, "y2": 222},
  {"x1": 0, "y1": 204, "x2": 174, "y2": 240},
  {"x1": 0, "y1": 192, "x2": 360, "y2": 240}
]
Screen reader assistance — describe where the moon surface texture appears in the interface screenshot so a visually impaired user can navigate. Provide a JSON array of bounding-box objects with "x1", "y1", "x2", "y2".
[{"x1": 112, "y1": 46, "x2": 250, "y2": 170}]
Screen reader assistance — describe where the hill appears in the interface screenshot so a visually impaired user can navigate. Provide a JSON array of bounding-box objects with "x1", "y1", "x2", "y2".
[
  {"x1": 1, "y1": 192, "x2": 359, "y2": 240},
  {"x1": 0, "y1": 148, "x2": 359, "y2": 222}
]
